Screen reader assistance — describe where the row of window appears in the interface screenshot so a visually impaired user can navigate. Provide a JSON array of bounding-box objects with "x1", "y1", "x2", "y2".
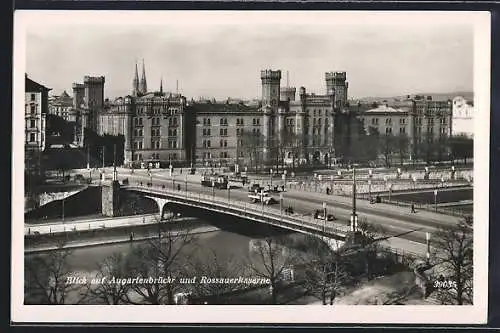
[
  {"x1": 201, "y1": 151, "x2": 237, "y2": 159},
  {"x1": 134, "y1": 117, "x2": 179, "y2": 127},
  {"x1": 136, "y1": 107, "x2": 180, "y2": 115},
  {"x1": 133, "y1": 153, "x2": 178, "y2": 161},
  {"x1": 368, "y1": 117, "x2": 448, "y2": 126},
  {"x1": 133, "y1": 140, "x2": 178, "y2": 150}
]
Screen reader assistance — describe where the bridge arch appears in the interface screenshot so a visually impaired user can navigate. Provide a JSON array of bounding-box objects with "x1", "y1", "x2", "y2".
[{"x1": 144, "y1": 196, "x2": 170, "y2": 220}]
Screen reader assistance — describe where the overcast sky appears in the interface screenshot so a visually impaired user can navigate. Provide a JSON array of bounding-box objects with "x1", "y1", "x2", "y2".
[{"x1": 24, "y1": 12, "x2": 474, "y2": 100}]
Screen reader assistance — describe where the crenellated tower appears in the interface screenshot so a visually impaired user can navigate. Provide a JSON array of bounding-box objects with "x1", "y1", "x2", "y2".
[
  {"x1": 260, "y1": 69, "x2": 281, "y2": 162},
  {"x1": 325, "y1": 71, "x2": 348, "y2": 109}
]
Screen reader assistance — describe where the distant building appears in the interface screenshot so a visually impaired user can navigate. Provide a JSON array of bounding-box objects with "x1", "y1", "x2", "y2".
[
  {"x1": 99, "y1": 60, "x2": 187, "y2": 165},
  {"x1": 72, "y1": 75, "x2": 106, "y2": 146},
  {"x1": 48, "y1": 90, "x2": 77, "y2": 122},
  {"x1": 451, "y1": 96, "x2": 474, "y2": 138},
  {"x1": 359, "y1": 95, "x2": 453, "y2": 161},
  {"x1": 25, "y1": 75, "x2": 51, "y2": 152}
]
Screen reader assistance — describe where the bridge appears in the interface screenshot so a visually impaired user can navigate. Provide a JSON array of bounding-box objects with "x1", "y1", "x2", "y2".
[{"x1": 124, "y1": 184, "x2": 352, "y2": 244}]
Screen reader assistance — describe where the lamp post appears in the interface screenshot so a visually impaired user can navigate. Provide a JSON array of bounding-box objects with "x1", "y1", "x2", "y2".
[
  {"x1": 279, "y1": 193, "x2": 283, "y2": 218},
  {"x1": 388, "y1": 183, "x2": 393, "y2": 202},
  {"x1": 261, "y1": 189, "x2": 265, "y2": 214},
  {"x1": 350, "y1": 168, "x2": 358, "y2": 233},
  {"x1": 227, "y1": 186, "x2": 231, "y2": 203},
  {"x1": 212, "y1": 181, "x2": 215, "y2": 199},
  {"x1": 426, "y1": 231, "x2": 431, "y2": 264},
  {"x1": 62, "y1": 196, "x2": 65, "y2": 223},
  {"x1": 270, "y1": 169, "x2": 273, "y2": 188},
  {"x1": 172, "y1": 174, "x2": 175, "y2": 190},
  {"x1": 434, "y1": 189, "x2": 438, "y2": 211},
  {"x1": 322, "y1": 202, "x2": 327, "y2": 233},
  {"x1": 185, "y1": 174, "x2": 188, "y2": 192},
  {"x1": 412, "y1": 176, "x2": 417, "y2": 190},
  {"x1": 441, "y1": 176, "x2": 445, "y2": 188},
  {"x1": 368, "y1": 180, "x2": 372, "y2": 201}
]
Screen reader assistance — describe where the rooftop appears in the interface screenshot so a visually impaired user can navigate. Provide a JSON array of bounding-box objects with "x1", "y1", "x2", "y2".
[{"x1": 188, "y1": 102, "x2": 259, "y2": 114}]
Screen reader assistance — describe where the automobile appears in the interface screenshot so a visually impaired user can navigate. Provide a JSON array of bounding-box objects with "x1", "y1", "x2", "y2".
[
  {"x1": 248, "y1": 191, "x2": 276, "y2": 205},
  {"x1": 313, "y1": 209, "x2": 336, "y2": 221},
  {"x1": 248, "y1": 183, "x2": 262, "y2": 193}
]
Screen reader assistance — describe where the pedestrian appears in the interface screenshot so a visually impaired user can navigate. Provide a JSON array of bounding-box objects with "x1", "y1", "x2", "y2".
[
  {"x1": 129, "y1": 232, "x2": 133, "y2": 242},
  {"x1": 411, "y1": 203, "x2": 416, "y2": 213}
]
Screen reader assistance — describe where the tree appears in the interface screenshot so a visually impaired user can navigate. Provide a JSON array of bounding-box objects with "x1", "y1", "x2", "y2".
[
  {"x1": 449, "y1": 134, "x2": 473, "y2": 165},
  {"x1": 245, "y1": 236, "x2": 300, "y2": 304},
  {"x1": 301, "y1": 235, "x2": 349, "y2": 305},
  {"x1": 431, "y1": 217, "x2": 473, "y2": 305},
  {"x1": 84, "y1": 252, "x2": 134, "y2": 305},
  {"x1": 25, "y1": 240, "x2": 87, "y2": 304},
  {"x1": 126, "y1": 218, "x2": 197, "y2": 304},
  {"x1": 380, "y1": 133, "x2": 397, "y2": 167},
  {"x1": 186, "y1": 249, "x2": 246, "y2": 304},
  {"x1": 241, "y1": 131, "x2": 264, "y2": 173},
  {"x1": 395, "y1": 132, "x2": 409, "y2": 166}
]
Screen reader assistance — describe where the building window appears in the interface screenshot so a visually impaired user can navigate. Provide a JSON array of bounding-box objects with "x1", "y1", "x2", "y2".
[
  {"x1": 151, "y1": 140, "x2": 160, "y2": 149},
  {"x1": 220, "y1": 118, "x2": 228, "y2": 126},
  {"x1": 220, "y1": 128, "x2": 228, "y2": 136},
  {"x1": 399, "y1": 118, "x2": 406, "y2": 125},
  {"x1": 30, "y1": 119, "x2": 36, "y2": 128},
  {"x1": 29, "y1": 133, "x2": 36, "y2": 142},
  {"x1": 237, "y1": 118, "x2": 244, "y2": 126},
  {"x1": 253, "y1": 118, "x2": 256, "y2": 126},
  {"x1": 236, "y1": 128, "x2": 244, "y2": 136},
  {"x1": 385, "y1": 127, "x2": 392, "y2": 134},
  {"x1": 30, "y1": 105, "x2": 36, "y2": 114},
  {"x1": 203, "y1": 128, "x2": 211, "y2": 136},
  {"x1": 399, "y1": 127, "x2": 406, "y2": 134},
  {"x1": 30, "y1": 94, "x2": 35, "y2": 101}
]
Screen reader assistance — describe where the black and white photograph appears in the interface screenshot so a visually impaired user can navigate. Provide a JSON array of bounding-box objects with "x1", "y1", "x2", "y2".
[{"x1": 12, "y1": 10, "x2": 490, "y2": 324}]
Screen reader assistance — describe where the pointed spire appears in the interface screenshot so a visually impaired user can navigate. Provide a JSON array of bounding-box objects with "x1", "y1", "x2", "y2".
[
  {"x1": 140, "y1": 58, "x2": 148, "y2": 94},
  {"x1": 160, "y1": 76, "x2": 163, "y2": 94},
  {"x1": 132, "y1": 59, "x2": 140, "y2": 96}
]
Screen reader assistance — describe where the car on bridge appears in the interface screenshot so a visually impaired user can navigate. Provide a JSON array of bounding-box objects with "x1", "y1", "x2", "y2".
[
  {"x1": 248, "y1": 191, "x2": 277, "y2": 205},
  {"x1": 313, "y1": 209, "x2": 337, "y2": 221}
]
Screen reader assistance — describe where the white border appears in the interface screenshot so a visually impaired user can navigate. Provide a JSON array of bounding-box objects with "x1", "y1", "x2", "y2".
[{"x1": 12, "y1": 10, "x2": 490, "y2": 324}]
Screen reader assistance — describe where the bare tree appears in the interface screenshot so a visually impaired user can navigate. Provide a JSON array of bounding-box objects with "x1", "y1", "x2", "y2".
[
  {"x1": 25, "y1": 240, "x2": 87, "y2": 304},
  {"x1": 126, "y1": 220, "x2": 197, "y2": 304},
  {"x1": 245, "y1": 236, "x2": 299, "y2": 304},
  {"x1": 186, "y1": 249, "x2": 246, "y2": 304},
  {"x1": 431, "y1": 217, "x2": 473, "y2": 305},
  {"x1": 396, "y1": 132, "x2": 409, "y2": 166},
  {"x1": 84, "y1": 252, "x2": 134, "y2": 305},
  {"x1": 241, "y1": 131, "x2": 264, "y2": 173},
  {"x1": 300, "y1": 235, "x2": 350, "y2": 305}
]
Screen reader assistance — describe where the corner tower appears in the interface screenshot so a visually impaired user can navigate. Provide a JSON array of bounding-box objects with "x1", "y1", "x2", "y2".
[
  {"x1": 261, "y1": 69, "x2": 281, "y2": 109},
  {"x1": 326, "y1": 71, "x2": 348, "y2": 109}
]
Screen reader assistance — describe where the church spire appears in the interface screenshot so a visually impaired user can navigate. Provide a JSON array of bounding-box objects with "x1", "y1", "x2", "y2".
[
  {"x1": 132, "y1": 60, "x2": 140, "y2": 96},
  {"x1": 160, "y1": 76, "x2": 163, "y2": 94},
  {"x1": 140, "y1": 58, "x2": 148, "y2": 94}
]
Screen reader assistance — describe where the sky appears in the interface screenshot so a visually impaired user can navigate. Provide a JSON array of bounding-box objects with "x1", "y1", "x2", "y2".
[{"x1": 23, "y1": 11, "x2": 474, "y2": 101}]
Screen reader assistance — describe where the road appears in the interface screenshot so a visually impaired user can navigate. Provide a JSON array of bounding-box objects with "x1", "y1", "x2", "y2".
[{"x1": 101, "y1": 168, "x2": 461, "y2": 249}]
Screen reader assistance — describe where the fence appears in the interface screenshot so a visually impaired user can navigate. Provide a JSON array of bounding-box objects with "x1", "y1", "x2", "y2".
[{"x1": 126, "y1": 184, "x2": 351, "y2": 240}]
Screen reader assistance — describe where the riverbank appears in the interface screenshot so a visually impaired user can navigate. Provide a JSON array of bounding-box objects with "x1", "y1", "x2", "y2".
[{"x1": 25, "y1": 218, "x2": 220, "y2": 254}]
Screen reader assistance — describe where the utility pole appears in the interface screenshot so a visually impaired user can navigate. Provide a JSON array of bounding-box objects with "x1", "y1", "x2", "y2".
[
  {"x1": 102, "y1": 146, "x2": 105, "y2": 169},
  {"x1": 350, "y1": 168, "x2": 358, "y2": 233},
  {"x1": 87, "y1": 147, "x2": 90, "y2": 169},
  {"x1": 113, "y1": 143, "x2": 117, "y2": 181}
]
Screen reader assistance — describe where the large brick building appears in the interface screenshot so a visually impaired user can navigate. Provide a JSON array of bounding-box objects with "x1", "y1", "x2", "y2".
[
  {"x1": 359, "y1": 95, "x2": 453, "y2": 161},
  {"x1": 97, "y1": 63, "x2": 365, "y2": 168},
  {"x1": 99, "y1": 60, "x2": 187, "y2": 166},
  {"x1": 25, "y1": 75, "x2": 51, "y2": 152}
]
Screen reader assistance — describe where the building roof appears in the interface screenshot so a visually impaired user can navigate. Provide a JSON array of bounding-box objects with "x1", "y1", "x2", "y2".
[
  {"x1": 364, "y1": 105, "x2": 407, "y2": 114},
  {"x1": 188, "y1": 102, "x2": 259, "y2": 114},
  {"x1": 25, "y1": 76, "x2": 51, "y2": 92}
]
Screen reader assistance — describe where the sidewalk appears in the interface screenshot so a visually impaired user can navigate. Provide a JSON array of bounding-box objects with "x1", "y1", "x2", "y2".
[
  {"x1": 284, "y1": 188, "x2": 461, "y2": 226},
  {"x1": 25, "y1": 224, "x2": 220, "y2": 254}
]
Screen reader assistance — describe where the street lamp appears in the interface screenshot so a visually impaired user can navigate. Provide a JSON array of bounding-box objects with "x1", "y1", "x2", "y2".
[
  {"x1": 270, "y1": 168, "x2": 273, "y2": 187},
  {"x1": 426, "y1": 232, "x2": 431, "y2": 264},
  {"x1": 368, "y1": 179, "x2": 372, "y2": 201},
  {"x1": 322, "y1": 202, "x2": 327, "y2": 233},
  {"x1": 185, "y1": 174, "x2": 188, "y2": 192},
  {"x1": 388, "y1": 183, "x2": 393, "y2": 202},
  {"x1": 280, "y1": 193, "x2": 283, "y2": 218},
  {"x1": 440, "y1": 176, "x2": 445, "y2": 188},
  {"x1": 434, "y1": 189, "x2": 438, "y2": 211},
  {"x1": 261, "y1": 189, "x2": 265, "y2": 214},
  {"x1": 227, "y1": 186, "x2": 231, "y2": 203},
  {"x1": 172, "y1": 174, "x2": 176, "y2": 190},
  {"x1": 212, "y1": 181, "x2": 215, "y2": 199}
]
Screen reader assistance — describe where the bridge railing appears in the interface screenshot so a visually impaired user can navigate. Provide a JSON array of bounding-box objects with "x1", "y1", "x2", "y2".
[{"x1": 126, "y1": 185, "x2": 351, "y2": 238}]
